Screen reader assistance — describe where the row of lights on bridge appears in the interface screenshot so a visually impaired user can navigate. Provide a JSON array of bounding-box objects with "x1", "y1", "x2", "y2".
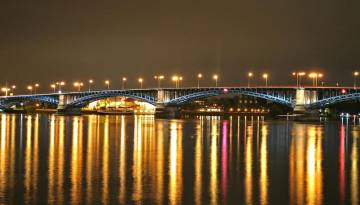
[{"x1": 1, "y1": 71, "x2": 360, "y2": 95}]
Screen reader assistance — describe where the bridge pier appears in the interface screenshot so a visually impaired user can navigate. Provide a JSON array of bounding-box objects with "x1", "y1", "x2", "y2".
[{"x1": 293, "y1": 88, "x2": 320, "y2": 120}]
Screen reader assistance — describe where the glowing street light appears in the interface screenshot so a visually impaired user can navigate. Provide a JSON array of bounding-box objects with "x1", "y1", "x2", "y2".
[
  {"x1": 105, "y1": 80, "x2": 110, "y2": 90},
  {"x1": 179, "y1": 76, "x2": 183, "y2": 88},
  {"x1": 292, "y1": 72, "x2": 306, "y2": 87},
  {"x1": 172, "y1": 75, "x2": 179, "y2": 88},
  {"x1": 213, "y1": 74, "x2": 219, "y2": 87},
  {"x1": 354, "y1": 71, "x2": 359, "y2": 89},
  {"x1": 247, "y1": 72, "x2": 253, "y2": 87},
  {"x1": 154, "y1": 75, "x2": 164, "y2": 88},
  {"x1": 73, "y1": 82, "x2": 83, "y2": 91},
  {"x1": 88, "y1": 79, "x2": 94, "y2": 91},
  {"x1": 262, "y1": 73, "x2": 269, "y2": 87},
  {"x1": 308, "y1": 73, "x2": 323, "y2": 87},
  {"x1": 122, "y1": 77, "x2": 127, "y2": 89},
  {"x1": 27, "y1": 85, "x2": 33, "y2": 94},
  {"x1": 138, "y1": 78, "x2": 143, "y2": 88},
  {"x1": 197, "y1": 73, "x2": 202, "y2": 88},
  {"x1": 51, "y1": 84, "x2": 56, "y2": 93},
  {"x1": 1, "y1": 87, "x2": 10, "y2": 96},
  {"x1": 32, "y1": 83, "x2": 39, "y2": 94},
  {"x1": 56, "y1": 81, "x2": 65, "y2": 93},
  {"x1": 11, "y1": 85, "x2": 16, "y2": 95}
]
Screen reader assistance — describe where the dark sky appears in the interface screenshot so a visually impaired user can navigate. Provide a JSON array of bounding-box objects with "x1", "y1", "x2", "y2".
[{"x1": 1, "y1": 1, "x2": 360, "y2": 91}]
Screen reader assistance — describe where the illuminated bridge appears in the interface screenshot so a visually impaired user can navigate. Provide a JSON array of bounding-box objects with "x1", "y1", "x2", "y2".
[{"x1": 0, "y1": 86, "x2": 359, "y2": 114}]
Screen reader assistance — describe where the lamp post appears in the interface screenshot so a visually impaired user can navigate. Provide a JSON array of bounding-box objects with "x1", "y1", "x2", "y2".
[
  {"x1": 197, "y1": 73, "x2": 202, "y2": 88},
  {"x1": 354, "y1": 71, "x2": 359, "y2": 89},
  {"x1": 11, "y1": 85, "x2": 16, "y2": 95},
  {"x1": 308, "y1": 73, "x2": 323, "y2": 87},
  {"x1": 138, "y1": 78, "x2": 143, "y2": 88},
  {"x1": 213, "y1": 74, "x2": 218, "y2": 87},
  {"x1": 34, "y1": 83, "x2": 39, "y2": 94},
  {"x1": 88, "y1": 79, "x2": 94, "y2": 91},
  {"x1": 74, "y1": 82, "x2": 83, "y2": 91},
  {"x1": 262, "y1": 73, "x2": 268, "y2": 87},
  {"x1": 154, "y1": 75, "x2": 164, "y2": 88},
  {"x1": 247, "y1": 72, "x2": 253, "y2": 87},
  {"x1": 179, "y1": 76, "x2": 183, "y2": 88},
  {"x1": 57, "y1": 81, "x2": 65, "y2": 93},
  {"x1": 105, "y1": 80, "x2": 110, "y2": 90},
  {"x1": 27, "y1": 85, "x2": 33, "y2": 94},
  {"x1": 1, "y1": 87, "x2": 10, "y2": 96},
  {"x1": 51, "y1": 84, "x2": 56, "y2": 93},
  {"x1": 122, "y1": 77, "x2": 127, "y2": 89},
  {"x1": 172, "y1": 76, "x2": 179, "y2": 88}
]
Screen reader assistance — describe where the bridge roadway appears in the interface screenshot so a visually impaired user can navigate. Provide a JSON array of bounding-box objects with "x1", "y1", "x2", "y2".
[{"x1": 0, "y1": 86, "x2": 360, "y2": 112}]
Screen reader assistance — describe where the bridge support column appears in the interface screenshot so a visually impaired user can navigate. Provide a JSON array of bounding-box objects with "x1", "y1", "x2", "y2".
[
  {"x1": 57, "y1": 95, "x2": 81, "y2": 114},
  {"x1": 293, "y1": 88, "x2": 320, "y2": 120},
  {"x1": 155, "y1": 89, "x2": 180, "y2": 118}
]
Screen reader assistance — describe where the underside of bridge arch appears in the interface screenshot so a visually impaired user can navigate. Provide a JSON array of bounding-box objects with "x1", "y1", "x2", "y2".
[
  {"x1": 63, "y1": 93, "x2": 156, "y2": 110},
  {"x1": 0, "y1": 97, "x2": 59, "y2": 109},
  {"x1": 166, "y1": 90, "x2": 293, "y2": 108},
  {"x1": 308, "y1": 94, "x2": 360, "y2": 109}
]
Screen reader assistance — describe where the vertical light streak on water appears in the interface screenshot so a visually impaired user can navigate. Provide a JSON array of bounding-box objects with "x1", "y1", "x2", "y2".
[
  {"x1": 102, "y1": 116, "x2": 109, "y2": 204},
  {"x1": 194, "y1": 117, "x2": 203, "y2": 205},
  {"x1": 221, "y1": 121, "x2": 228, "y2": 204},
  {"x1": 133, "y1": 115, "x2": 143, "y2": 204},
  {"x1": 119, "y1": 115, "x2": 126, "y2": 204},
  {"x1": 32, "y1": 114, "x2": 39, "y2": 203},
  {"x1": 48, "y1": 115, "x2": 56, "y2": 203},
  {"x1": 339, "y1": 124, "x2": 346, "y2": 204},
  {"x1": 244, "y1": 117, "x2": 253, "y2": 205},
  {"x1": 70, "y1": 117, "x2": 83, "y2": 204},
  {"x1": 259, "y1": 124, "x2": 268, "y2": 205},
  {"x1": 210, "y1": 117, "x2": 219, "y2": 205},
  {"x1": 289, "y1": 124, "x2": 305, "y2": 205},
  {"x1": 57, "y1": 117, "x2": 65, "y2": 204},
  {"x1": 169, "y1": 120, "x2": 183, "y2": 205},
  {"x1": 24, "y1": 115, "x2": 32, "y2": 204},
  {"x1": 156, "y1": 120, "x2": 164, "y2": 205},
  {"x1": 351, "y1": 129, "x2": 358, "y2": 205},
  {"x1": 0, "y1": 114, "x2": 8, "y2": 201},
  {"x1": 86, "y1": 115, "x2": 95, "y2": 203}
]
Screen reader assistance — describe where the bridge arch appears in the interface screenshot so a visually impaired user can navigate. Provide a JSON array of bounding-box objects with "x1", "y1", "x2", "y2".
[
  {"x1": 166, "y1": 89, "x2": 293, "y2": 108},
  {"x1": 0, "y1": 95, "x2": 59, "y2": 108},
  {"x1": 308, "y1": 93, "x2": 360, "y2": 108},
  {"x1": 63, "y1": 91, "x2": 156, "y2": 109}
]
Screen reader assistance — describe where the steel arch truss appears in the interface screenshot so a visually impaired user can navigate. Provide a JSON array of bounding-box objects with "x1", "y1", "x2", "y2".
[
  {"x1": 0, "y1": 95, "x2": 59, "y2": 108},
  {"x1": 64, "y1": 90, "x2": 157, "y2": 109},
  {"x1": 166, "y1": 88, "x2": 293, "y2": 107},
  {"x1": 308, "y1": 92, "x2": 360, "y2": 108}
]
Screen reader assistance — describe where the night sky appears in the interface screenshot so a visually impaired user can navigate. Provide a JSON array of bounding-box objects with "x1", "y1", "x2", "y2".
[{"x1": 1, "y1": 1, "x2": 360, "y2": 91}]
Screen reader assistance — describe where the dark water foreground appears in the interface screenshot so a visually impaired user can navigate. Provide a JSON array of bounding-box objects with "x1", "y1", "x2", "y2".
[{"x1": 0, "y1": 114, "x2": 359, "y2": 205}]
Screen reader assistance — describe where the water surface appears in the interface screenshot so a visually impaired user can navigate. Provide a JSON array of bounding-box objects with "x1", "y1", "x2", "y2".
[{"x1": 0, "y1": 114, "x2": 359, "y2": 204}]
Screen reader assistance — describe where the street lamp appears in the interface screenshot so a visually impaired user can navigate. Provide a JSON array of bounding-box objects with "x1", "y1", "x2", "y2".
[
  {"x1": 213, "y1": 74, "x2": 218, "y2": 87},
  {"x1": 247, "y1": 72, "x2": 253, "y2": 87},
  {"x1": 105, "y1": 80, "x2": 110, "y2": 90},
  {"x1": 308, "y1": 73, "x2": 323, "y2": 87},
  {"x1": 179, "y1": 76, "x2": 183, "y2": 88},
  {"x1": 73, "y1": 82, "x2": 83, "y2": 92},
  {"x1": 354, "y1": 71, "x2": 359, "y2": 89},
  {"x1": 197, "y1": 73, "x2": 202, "y2": 88},
  {"x1": 34, "y1": 83, "x2": 39, "y2": 94},
  {"x1": 57, "y1": 81, "x2": 65, "y2": 93},
  {"x1": 1, "y1": 87, "x2": 10, "y2": 96},
  {"x1": 122, "y1": 77, "x2": 127, "y2": 89},
  {"x1": 27, "y1": 85, "x2": 33, "y2": 94},
  {"x1": 172, "y1": 76, "x2": 179, "y2": 88},
  {"x1": 154, "y1": 75, "x2": 164, "y2": 88},
  {"x1": 51, "y1": 84, "x2": 56, "y2": 93},
  {"x1": 11, "y1": 85, "x2": 16, "y2": 95},
  {"x1": 88, "y1": 79, "x2": 94, "y2": 91},
  {"x1": 292, "y1": 72, "x2": 306, "y2": 87},
  {"x1": 262, "y1": 73, "x2": 268, "y2": 87},
  {"x1": 138, "y1": 78, "x2": 143, "y2": 88}
]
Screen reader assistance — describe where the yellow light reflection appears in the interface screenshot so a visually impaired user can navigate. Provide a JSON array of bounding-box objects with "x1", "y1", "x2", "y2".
[
  {"x1": 132, "y1": 115, "x2": 143, "y2": 203},
  {"x1": 156, "y1": 120, "x2": 164, "y2": 204},
  {"x1": 119, "y1": 115, "x2": 126, "y2": 203},
  {"x1": 86, "y1": 115, "x2": 96, "y2": 203},
  {"x1": 260, "y1": 124, "x2": 268, "y2": 205},
  {"x1": 210, "y1": 117, "x2": 219, "y2": 205},
  {"x1": 70, "y1": 117, "x2": 83, "y2": 204},
  {"x1": 351, "y1": 130, "x2": 359, "y2": 205},
  {"x1": 169, "y1": 121, "x2": 183, "y2": 205},
  {"x1": 102, "y1": 116, "x2": 109, "y2": 204},
  {"x1": 195, "y1": 117, "x2": 203, "y2": 205},
  {"x1": 244, "y1": 119, "x2": 253, "y2": 205},
  {"x1": 24, "y1": 115, "x2": 32, "y2": 204}
]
